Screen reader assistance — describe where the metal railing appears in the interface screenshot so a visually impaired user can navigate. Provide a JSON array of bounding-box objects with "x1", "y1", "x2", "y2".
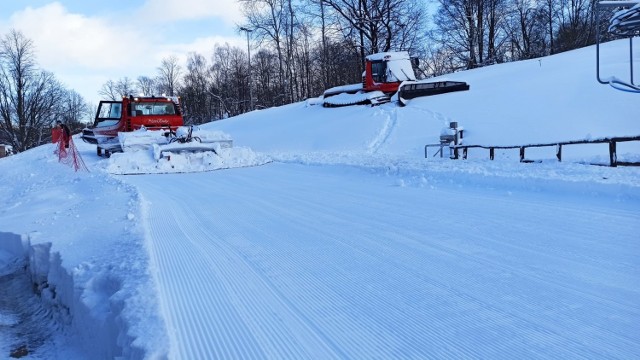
[
  {"x1": 425, "y1": 135, "x2": 640, "y2": 167},
  {"x1": 596, "y1": 1, "x2": 640, "y2": 92}
]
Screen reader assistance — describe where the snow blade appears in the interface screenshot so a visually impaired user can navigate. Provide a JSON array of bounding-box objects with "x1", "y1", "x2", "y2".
[
  {"x1": 105, "y1": 146, "x2": 271, "y2": 175},
  {"x1": 153, "y1": 140, "x2": 233, "y2": 160},
  {"x1": 322, "y1": 91, "x2": 389, "y2": 107},
  {"x1": 398, "y1": 81, "x2": 470, "y2": 106}
]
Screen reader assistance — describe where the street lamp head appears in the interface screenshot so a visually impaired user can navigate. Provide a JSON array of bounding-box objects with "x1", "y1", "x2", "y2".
[{"x1": 239, "y1": 26, "x2": 253, "y2": 32}]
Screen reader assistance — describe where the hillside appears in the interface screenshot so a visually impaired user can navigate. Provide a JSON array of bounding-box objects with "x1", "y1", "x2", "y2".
[{"x1": 208, "y1": 40, "x2": 639, "y2": 159}]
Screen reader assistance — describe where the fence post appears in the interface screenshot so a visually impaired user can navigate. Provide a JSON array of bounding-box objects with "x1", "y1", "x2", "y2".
[
  {"x1": 463, "y1": 147, "x2": 468, "y2": 159},
  {"x1": 519, "y1": 147, "x2": 525, "y2": 162},
  {"x1": 490, "y1": 147, "x2": 494, "y2": 160},
  {"x1": 609, "y1": 141, "x2": 617, "y2": 167},
  {"x1": 556, "y1": 144, "x2": 562, "y2": 162}
]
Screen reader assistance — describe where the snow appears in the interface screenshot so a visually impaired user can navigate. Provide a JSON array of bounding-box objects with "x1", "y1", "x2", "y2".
[
  {"x1": 0, "y1": 39, "x2": 639, "y2": 359},
  {"x1": 110, "y1": 126, "x2": 266, "y2": 174},
  {"x1": 322, "y1": 90, "x2": 388, "y2": 106},
  {"x1": 365, "y1": 51, "x2": 416, "y2": 82}
]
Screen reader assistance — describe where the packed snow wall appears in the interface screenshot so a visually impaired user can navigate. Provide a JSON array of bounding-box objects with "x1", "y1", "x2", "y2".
[{"x1": 0, "y1": 231, "x2": 142, "y2": 359}]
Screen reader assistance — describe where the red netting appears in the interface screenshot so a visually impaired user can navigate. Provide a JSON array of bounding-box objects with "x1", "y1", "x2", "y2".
[{"x1": 56, "y1": 135, "x2": 89, "y2": 172}]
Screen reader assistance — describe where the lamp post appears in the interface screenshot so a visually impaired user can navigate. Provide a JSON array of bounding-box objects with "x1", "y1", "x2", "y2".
[{"x1": 239, "y1": 27, "x2": 254, "y2": 111}]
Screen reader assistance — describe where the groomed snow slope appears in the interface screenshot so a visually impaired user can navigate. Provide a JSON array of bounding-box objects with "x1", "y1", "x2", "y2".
[
  {"x1": 125, "y1": 163, "x2": 640, "y2": 359},
  {"x1": 0, "y1": 40, "x2": 638, "y2": 359}
]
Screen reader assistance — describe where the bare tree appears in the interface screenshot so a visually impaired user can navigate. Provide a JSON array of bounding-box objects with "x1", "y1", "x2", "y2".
[
  {"x1": 137, "y1": 76, "x2": 157, "y2": 96},
  {"x1": 554, "y1": 0, "x2": 597, "y2": 52},
  {"x1": 180, "y1": 52, "x2": 216, "y2": 124},
  {"x1": 320, "y1": 0, "x2": 427, "y2": 63},
  {"x1": 304, "y1": 0, "x2": 331, "y2": 89},
  {"x1": 0, "y1": 30, "x2": 65, "y2": 151},
  {"x1": 210, "y1": 44, "x2": 251, "y2": 115},
  {"x1": 252, "y1": 49, "x2": 280, "y2": 107},
  {"x1": 117, "y1": 77, "x2": 137, "y2": 97},
  {"x1": 98, "y1": 77, "x2": 137, "y2": 100},
  {"x1": 98, "y1": 79, "x2": 119, "y2": 100},
  {"x1": 505, "y1": 0, "x2": 550, "y2": 60},
  {"x1": 240, "y1": 0, "x2": 289, "y2": 101},
  {"x1": 156, "y1": 55, "x2": 182, "y2": 96},
  {"x1": 55, "y1": 89, "x2": 91, "y2": 135}
]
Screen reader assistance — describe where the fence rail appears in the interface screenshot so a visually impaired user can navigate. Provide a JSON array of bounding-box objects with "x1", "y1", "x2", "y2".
[{"x1": 425, "y1": 135, "x2": 640, "y2": 167}]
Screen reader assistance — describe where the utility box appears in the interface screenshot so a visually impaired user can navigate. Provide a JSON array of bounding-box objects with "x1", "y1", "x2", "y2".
[
  {"x1": 440, "y1": 122, "x2": 464, "y2": 159},
  {"x1": 0, "y1": 145, "x2": 5, "y2": 158},
  {"x1": 440, "y1": 122, "x2": 464, "y2": 145}
]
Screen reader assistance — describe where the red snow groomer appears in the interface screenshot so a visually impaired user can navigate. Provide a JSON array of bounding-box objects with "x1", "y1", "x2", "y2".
[
  {"x1": 322, "y1": 51, "x2": 470, "y2": 107},
  {"x1": 81, "y1": 95, "x2": 184, "y2": 157}
]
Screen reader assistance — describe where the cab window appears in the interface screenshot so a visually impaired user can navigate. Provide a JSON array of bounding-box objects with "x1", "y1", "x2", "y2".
[
  {"x1": 134, "y1": 102, "x2": 177, "y2": 115},
  {"x1": 371, "y1": 62, "x2": 387, "y2": 83}
]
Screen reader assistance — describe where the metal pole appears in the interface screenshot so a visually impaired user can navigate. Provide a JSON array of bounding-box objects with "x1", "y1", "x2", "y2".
[
  {"x1": 240, "y1": 27, "x2": 254, "y2": 111},
  {"x1": 630, "y1": 37, "x2": 634, "y2": 86},
  {"x1": 596, "y1": 2, "x2": 604, "y2": 84}
]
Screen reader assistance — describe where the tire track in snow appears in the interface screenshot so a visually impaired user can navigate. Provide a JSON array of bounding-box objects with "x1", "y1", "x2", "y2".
[{"x1": 367, "y1": 107, "x2": 397, "y2": 154}]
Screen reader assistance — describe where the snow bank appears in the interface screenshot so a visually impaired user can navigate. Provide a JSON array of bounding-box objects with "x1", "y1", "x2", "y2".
[
  {"x1": 0, "y1": 143, "x2": 169, "y2": 359},
  {"x1": 105, "y1": 146, "x2": 271, "y2": 175},
  {"x1": 0, "y1": 232, "x2": 135, "y2": 358},
  {"x1": 106, "y1": 127, "x2": 270, "y2": 174}
]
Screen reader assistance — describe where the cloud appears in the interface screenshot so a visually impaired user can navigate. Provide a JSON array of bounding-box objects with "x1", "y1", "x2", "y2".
[
  {"x1": 8, "y1": 2, "x2": 150, "y2": 71},
  {"x1": 2, "y1": 2, "x2": 247, "y2": 104},
  {"x1": 138, "y1": 0, "x2": 244, "y2": 24},
  {"x1": 159, "y1": 35, "x2": 245, "y2": 62}
]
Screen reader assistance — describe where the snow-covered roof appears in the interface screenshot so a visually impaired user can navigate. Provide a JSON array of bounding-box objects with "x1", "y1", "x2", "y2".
[{"x1": 366, "y1": 51, "x2": 411, "y2": 61}]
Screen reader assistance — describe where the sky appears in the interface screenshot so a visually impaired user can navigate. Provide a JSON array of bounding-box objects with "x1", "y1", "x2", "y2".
[{"x1": 0, "y1": 1, "x2": 248, "y2": 105}]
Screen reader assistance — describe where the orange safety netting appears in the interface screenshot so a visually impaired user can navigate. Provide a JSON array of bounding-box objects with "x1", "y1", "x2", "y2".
[{"x1": 56, "y1": 135, "x2": 89, "y2": 172}]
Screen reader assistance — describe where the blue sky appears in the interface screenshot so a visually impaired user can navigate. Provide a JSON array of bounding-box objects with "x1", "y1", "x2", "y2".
[{"x1": 0, "y1": 1, "x2": 246, "y2": 104}]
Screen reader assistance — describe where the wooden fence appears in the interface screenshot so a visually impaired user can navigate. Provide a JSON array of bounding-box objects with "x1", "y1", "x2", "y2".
[{"x1": 425, "y1": 136, "x2": 640, "y2": 167}]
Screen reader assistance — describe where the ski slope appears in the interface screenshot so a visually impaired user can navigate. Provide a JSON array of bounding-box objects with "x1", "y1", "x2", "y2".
[
  {"x1": 122, "y1": 162, "x2": 639, "y2": 359},
  {"x1": 0, "y1": 40, "x2": 638, "y2": 359}
]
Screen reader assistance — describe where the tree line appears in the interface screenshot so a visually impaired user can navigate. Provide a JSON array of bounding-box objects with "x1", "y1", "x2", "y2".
[
  {"x1": 0, "y1": 30, "x2": 91, "y2": 152},
  {"x1": 172, "y1": 0, "x2": 615, "y2": 124},
  {"x1": 1, "y1": 0, "x2": 620, "y2": 151}
]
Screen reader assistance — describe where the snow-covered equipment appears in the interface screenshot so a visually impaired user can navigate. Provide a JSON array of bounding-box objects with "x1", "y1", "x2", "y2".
[
  {"x1": 320, "y1": 51, "x2": 469, "y2": 107},
  {"x1": 116, "y1": 125, "x2": 233, "y2": 159},
  {"x1": 425, "y1": 122, "x2": 466, "y2": 159},
  {"x1": 596, "y1": 0, "x2": 640, "y2": 92},
  {"x1": 102, "y1": 125, "x2": 271, "y2": 175},
  {"x1": 154, "y1": 126, "x2": 233, "y2": 160},
  {"x1": 81, "y1": 95, "x2": 185, "y2": 156},
  {"x1": 105, "y1": 126, "x2": 269, "y2": 175}
]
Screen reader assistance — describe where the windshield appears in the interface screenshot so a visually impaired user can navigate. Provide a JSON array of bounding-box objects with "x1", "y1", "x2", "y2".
[
  {"x1": 95, "y1": 102, "x2": 122, "y2": 127},
  {"x1": 371, "y1": 62, "x2": 387, "y2": 83},
  {"x1": 133, "y1": 102, "x2": 176, "y2": 116}
]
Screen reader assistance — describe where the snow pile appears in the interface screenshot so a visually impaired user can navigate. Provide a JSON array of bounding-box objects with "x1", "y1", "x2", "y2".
[
  {"x1": 118, "y1": 128, "x2": 169, "y2": 151},
  {"x1": 323, "y1": 90, "x2": 388, "y2": 106},
  {"x1": 108, "y1": 127, "x2": 270, "y2": 174},
  {"x1": 119, "y1": 126, "x2": 233, "y2": 151},
  {"x1": 105, "y1": 146, "x2": 271, "y2": 175}
]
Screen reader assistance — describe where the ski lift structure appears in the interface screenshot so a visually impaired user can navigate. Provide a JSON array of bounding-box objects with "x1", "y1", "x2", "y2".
[{"x1": 596, "y1": 0, "x2": 640, "y2": 92}]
